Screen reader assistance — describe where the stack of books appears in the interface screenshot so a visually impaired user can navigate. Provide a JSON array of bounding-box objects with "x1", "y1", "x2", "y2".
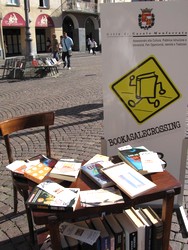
[
  {"x1": 40, "y1": 206, "x2": 163, "y2": 250},
  {"x1": 49, "y1": 159, "x2": 82, "y2": 182},
  {"x1": 26, "y1": 179, "x2": 80, "y2": 211},
  {"x1": 118, "y1": 145, "x2": 164, "y2": 175}
]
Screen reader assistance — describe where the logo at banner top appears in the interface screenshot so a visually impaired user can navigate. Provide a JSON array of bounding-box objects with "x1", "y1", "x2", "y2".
[
  {"x1": 111, "y1": 56, "x2": 181, "y2": 124},
  {"x1": 138, "y1": 8, "x2": 155, "y2": 30}
]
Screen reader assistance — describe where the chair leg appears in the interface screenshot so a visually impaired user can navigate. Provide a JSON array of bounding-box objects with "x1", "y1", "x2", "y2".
[
  {"x1": 23, "y1": 189, "x2": 36, "y2": 244},
  {"x1": 13, "y1": 184, "x2": 18, "y2": 213}
]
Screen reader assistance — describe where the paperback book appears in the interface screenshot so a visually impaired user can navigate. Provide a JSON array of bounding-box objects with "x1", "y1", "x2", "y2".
[
  {"x1": 80, "y1": 187, "x2": 124, "y2": 207},
  {"x1": 49, "y1": 159, "x2": 82, "y2": 182},
  {"x1": 27, "y1": 179, "x2": 80, "y2": 211},
  {"x1": 59, "y1": 221, "x2": 100, "y2": 246},
  {"x1": 118, "y1": 145, "x2": 149, "y2": 174},
  {"x1": 141, "y1": 206, "x2": 163, "y2": 250},
  {"x1": 81, "y1": 162, "x2": 114, "y2": 188},
  {"x1": 6, "y1": 160, "x2": 31, "y2": 177},
  {"x1": 101, "y1": 162, "x2": 156, "y2": 198},
  {"x1": 24, "y1": 162, "x2": 52, "y2": 184},
  {"x1": 6, "y1": 155, "x2": 56, "y2": 178}
]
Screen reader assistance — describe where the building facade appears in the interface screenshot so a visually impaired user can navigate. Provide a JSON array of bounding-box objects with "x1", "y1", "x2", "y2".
[
  {"x1": 0, "y1": 0, "x2": 164, "y2": 59},
  {"x1": 0, "y1": 0, "x2": 101, "y2": 59}
]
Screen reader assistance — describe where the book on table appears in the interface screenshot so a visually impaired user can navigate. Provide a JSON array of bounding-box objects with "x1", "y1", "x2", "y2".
[
  {"x1": 6, "y1": 160, "x2": 31, "y2": 177},
  {"x1": 114, "y1": 212, "x2": 137, "y2": 250},
  {"x1": 80, "y1": 187, "x2": 124, "y2": 207},
  {"x1": 26, "y1": 179, "x2": 80, "y2": 211},
  {"x1": 141, "y1": 206, "x2": 163, "y2": 250},
  {"x1": 49, "y1": 159, "x2": 82, "y2": 182},
  {"x1": 101, "y1": 162, "x2": 156, "y2": 199},
  {"x1": 85, "y1": 154, "x2": 110, "y2": 164},
  {"x1": 124, "y1": 208, "x2": 145, "y2": 250},
  {"x1": 118, "y1": 145, "x2": 164, "y2": 174},
  {"x1": 6, "y1": 154, "x2": 56, "y2": 180},
  {"x1": 81, "y1": 161, "x2": 114, "y2": 188},
  {"x1": 24, "y1": 162, "x2": 52, "y2": 184},
  {"x1": 118, "y1": 145, "x2": 149, "y2": 174}
]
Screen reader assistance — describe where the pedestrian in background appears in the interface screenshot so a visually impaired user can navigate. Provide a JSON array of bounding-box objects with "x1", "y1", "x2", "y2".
[
  {"x1": 52, "y1": 33, "x2": 59, "y2": 61},
  {"x1": 87, "y1": 38, "x2": 92, "y2": 53},
  {"x1": 90, "y1": 39, "x2": 97, "y2": 55},
  {"x1": 61, "y1": 31, "x2": 74, "y2": 70},
  {"x1": 46, "y1": 37, "x2": 51, "y2": 52}
]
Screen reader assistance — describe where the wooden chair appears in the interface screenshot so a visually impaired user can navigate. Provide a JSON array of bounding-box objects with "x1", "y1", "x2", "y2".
[{"x1": 0, "y1": 111, "x2": 55, "y2": 243}]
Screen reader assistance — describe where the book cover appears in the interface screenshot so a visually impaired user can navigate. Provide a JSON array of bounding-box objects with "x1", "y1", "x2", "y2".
[
  {"x1": 141, "y1": 206, "x2": 163, "y2": 250},
  {"x1": 24, "y1": 162, "x2": 52, "y2": 184},
  {"x1": 80, "y1": 187, "x2": 123, "y2": 207},
  {"x1": 118, "y1": 145, "x2": 149, "y2": 173},
  {"x1": 85, "y1": 154, "x2": 110, "y2": 165},
  {"x1": 102, "y1": 219, "x2": 115, "y2": 250},
  {"x1": 101, "y1": 162, "x2": 156, "y2": 199},
  {"x1": 6, "y1": 160, "x2": 29, "y2": 177},
  {"x1": 81, "y1": 162, "x2": 114, "y2": 188},
  {"x1": 49, "y1": 160, "x2": 81, "y2": 182},
  {"x1": 103, "y1": 213, "x2": 124, "y2": 250},
  {"x1": 27, "y1": 180, "x2": 80, "y2": 211},
  {"x1": 74, "y1": 220, "x2": 99, "y2": 250},
  {"x1": 114, "y1": 212, "x2": 137, "y2": 250},
  {"x1": 124, "y1": 208, "x2": 145, "y2": 250},
  {"x1": 131, "y1": 207, "x2": 152, "y2": 250},
  {"x1": 60, "y1": 221, "x2": 100, "y2": 248},
  {"x1": 91, "y1": 217, "x2": 110, "y2": 250}
]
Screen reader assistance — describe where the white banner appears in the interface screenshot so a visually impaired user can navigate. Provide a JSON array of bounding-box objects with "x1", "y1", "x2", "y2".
[{"x1": 101, "y1": 1, "x2": 188, "y2": 203}]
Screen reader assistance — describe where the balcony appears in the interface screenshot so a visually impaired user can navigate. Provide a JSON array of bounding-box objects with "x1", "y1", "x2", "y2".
[{"x1": 61, "y1": 0, "x2": 98, "y2": 14}]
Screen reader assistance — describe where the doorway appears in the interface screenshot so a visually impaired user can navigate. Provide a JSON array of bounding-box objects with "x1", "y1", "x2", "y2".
[
  {"x1": 3, "y1": 28, "x2": 21, "y2": 57},
  {"x1": 36, "y1": 29, "x2": 46, "y2": 53}
]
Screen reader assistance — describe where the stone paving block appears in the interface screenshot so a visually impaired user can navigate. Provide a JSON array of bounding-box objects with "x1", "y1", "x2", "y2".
[{"x1": 170, "y1": 241, "x2": 183, "y2": 250}]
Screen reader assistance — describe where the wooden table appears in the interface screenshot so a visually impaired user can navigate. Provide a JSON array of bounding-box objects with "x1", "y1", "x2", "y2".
[{"x1": 30, "y1": 169, "x2": 181, "y2": 250}]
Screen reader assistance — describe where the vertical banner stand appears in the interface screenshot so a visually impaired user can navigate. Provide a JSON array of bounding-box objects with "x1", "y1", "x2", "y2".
[{"x1": 100, "y1": 1, "x2": 188, "y2": 233}]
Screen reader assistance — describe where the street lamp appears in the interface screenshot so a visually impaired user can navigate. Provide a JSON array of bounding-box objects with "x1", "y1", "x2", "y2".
[{"x1": 24, "y1": 0, "x2": 33, "y2": 61}]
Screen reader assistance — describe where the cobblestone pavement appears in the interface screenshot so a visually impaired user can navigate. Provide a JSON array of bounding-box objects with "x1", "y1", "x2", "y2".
[{"x1": 0, "y1": 52, "x2": 187, "y2": 250}]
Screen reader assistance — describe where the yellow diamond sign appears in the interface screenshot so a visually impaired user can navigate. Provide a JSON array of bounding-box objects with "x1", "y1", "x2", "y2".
[{"x1": 111, "y1": 56, "x2": 181, "y2": 123}]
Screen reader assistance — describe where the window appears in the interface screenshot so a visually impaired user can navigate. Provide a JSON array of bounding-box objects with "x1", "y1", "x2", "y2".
[
  {"x1": 7, "y1": 0, "x2": 19, "y2": 5},
  {"x1": 39, "y1": 0, "x2": 49, "y2": 8}
]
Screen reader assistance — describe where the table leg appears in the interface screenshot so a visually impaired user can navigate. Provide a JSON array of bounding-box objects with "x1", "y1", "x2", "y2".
[
  {"x1": 48, "y1": 215, "x2": 61, "y2": 250},
  {"x1": 162, "y1": 189, "x2": 175, "y2": 250}
]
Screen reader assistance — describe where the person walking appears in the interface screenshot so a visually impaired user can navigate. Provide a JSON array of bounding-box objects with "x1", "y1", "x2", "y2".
[
  {"x1": 90, "y1": 39, "x2": 97, "y2": 55},
  {"x1": 46, "y1": 37, "x2": 51, "y2": 52},
  {"x1": 61, "y1": 31, "x2": 74, "y2": 69},
  {"x1": 87, "y1": 38, "x2": 92, "y2": 53},
  {"x1": 52, "y1": 33, "x2": 59, "y2": 61}
]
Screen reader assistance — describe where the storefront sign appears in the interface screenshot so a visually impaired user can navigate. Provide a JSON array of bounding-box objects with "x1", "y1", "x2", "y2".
[
  {"x1": 2, "y1": 12, "x2": 25, "y2": 27},
  {"x1": 35, "y1": 14, "x2": 54, "y2": 27}
]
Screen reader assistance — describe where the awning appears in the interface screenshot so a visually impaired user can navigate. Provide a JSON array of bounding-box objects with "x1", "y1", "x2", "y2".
[
  {"x1": 35, "y1": 14, "x2": 54, "y2": 27},
  {"x1": 2, "y1": 12, "x2": 25, "y2": 27}
]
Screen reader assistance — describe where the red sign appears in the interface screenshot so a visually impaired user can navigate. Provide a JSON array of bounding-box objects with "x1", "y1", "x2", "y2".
[
  {"x1": 2, "y1": 12, "x2": 25, "y2": 27},
  {"x1": 35, "y1": 14, "x2": 54, "y2": 27}
]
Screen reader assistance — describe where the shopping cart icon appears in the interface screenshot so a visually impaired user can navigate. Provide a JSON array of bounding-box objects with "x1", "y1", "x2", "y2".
[{"x1": 128, "y1": 72, "x2": 166, "y2": 108}]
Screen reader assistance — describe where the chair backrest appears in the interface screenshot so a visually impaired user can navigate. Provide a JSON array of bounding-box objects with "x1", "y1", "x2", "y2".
[{"x1": 0, "y1": 111, "x2": 55, "y2": 163}]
